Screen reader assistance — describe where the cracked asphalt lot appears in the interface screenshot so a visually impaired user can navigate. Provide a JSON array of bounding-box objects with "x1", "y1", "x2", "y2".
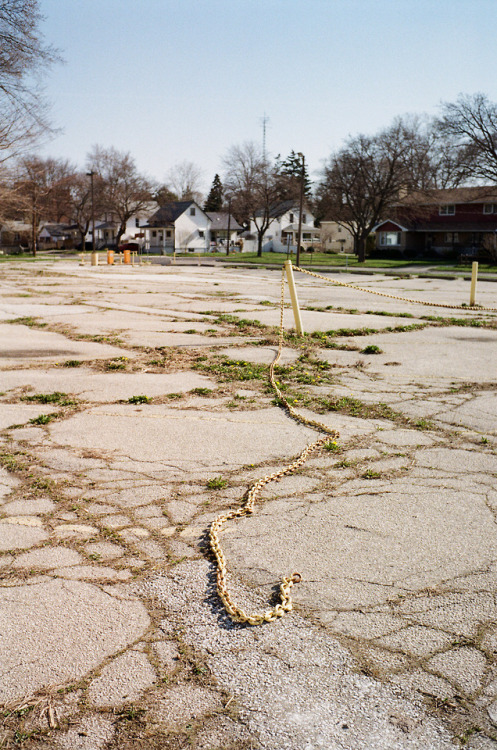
[{"x1": 0, "y1": 258, "x2": 496, "y2": 749}]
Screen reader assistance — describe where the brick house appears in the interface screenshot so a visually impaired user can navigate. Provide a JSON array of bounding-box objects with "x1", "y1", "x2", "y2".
[{"x1": 374, "y1": 187, "x2": 497, "y2": 259}]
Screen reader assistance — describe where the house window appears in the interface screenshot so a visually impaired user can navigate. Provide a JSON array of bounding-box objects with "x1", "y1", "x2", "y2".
[
  {"x1": 302, "y1": 214, "x2": 307, "y2": 224},
  {"x1": 198, "y1": 230, "x2": 205, "y2": 238},
  {"x1": 303, "y1": 232, "x2": 312, "y2": 240},
  {"x1": 483, "y1": 203, "x2": 496, "y2": 214},
  {"x1": 439, "y1": 204, "x2": 455, "y2": 215},
  {"x1": 152, "y1": 230, "x2": 157, "y2": 238},
  {"x1": 444, "y1": 233, "x2": 459, "y2": 243},
  {"x1": 379, "y1": 231, "x2": 401, "y2": 246},
  {"x1": 289, "y1": 213, "x2": 294, "y2": 223},
  {"x1": 166, "y1": 230, "x2": 172, "y2": 238},
  {"x1": 135, "y1": 218, "x2": 140, "y2": 227},
  {"x1": 190, "y1": 207, "x2": 196, "y2": 216}
]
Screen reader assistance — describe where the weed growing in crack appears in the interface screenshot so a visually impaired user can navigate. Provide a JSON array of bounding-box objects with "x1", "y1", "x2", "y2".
[
  {"x1": 6, "y1": 316, "x2": 46, "y2": 328},
  {"x1": 323, "y1": 441, "x2": 341, "y2": 452},
  {"x1": 363, "y1": 469, "x2": 382, "y2": 479},
  {"x1": 206, "y1": 476, "x2": 228, "y2": 490},
  {"x1": 105, "y1": 357, "x2": 128, "y2": 371},
  {"x1": 193, "y1": 356, "x2": 267, "y2": 382},
  {"x1": 190, "y1": 387, "x2": 214, "y2": 396},
  {"x1": 414, "y1": 418, "x2": 434, "y2": 430},
  {"x1": 128, "y1": 395, "x2": 151, "y2": 404},
  {"x1": 21, "y1": 392, "x2": 77, "y2": 406},
  {"x1": 29, "y1": 413, "x2": 57, "y2": 425},
  {"x1": 361, "y1": 345, "x2": 383, "y2": 354}
]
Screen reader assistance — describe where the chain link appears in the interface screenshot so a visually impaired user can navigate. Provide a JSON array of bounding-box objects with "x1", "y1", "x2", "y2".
[
  {"x1": 209, "y1": 268, "x2": 338, "y2": 625},
  {"x1": 292, "y1": 264, "x2": 497, "y2": 313},
  {"x1": 209, "y1": 262, "x2": 496, "y2": 626}
]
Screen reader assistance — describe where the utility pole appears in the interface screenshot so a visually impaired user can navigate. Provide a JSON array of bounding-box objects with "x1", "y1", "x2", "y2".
[
  {"x1": 226, "y1": 197, "x2": 232, "y2": 256},
  {"x1": 296, "y1": 153, "x2": 305, "y2": 267},
  {"x1": 86, "y1": 170, "x2": 96, "y2": 265}
]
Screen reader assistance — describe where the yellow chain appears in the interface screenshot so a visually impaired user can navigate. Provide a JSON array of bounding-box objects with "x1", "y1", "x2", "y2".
[
  {"x1": 209, "y1": 268, "x2": 338, "y2": 625},
  {"x1": 209, "y1": 262, "x2": 497, "y2": 625},
  {"x1": 292, "y1": 264, "x2": 497, "y2": 313}
]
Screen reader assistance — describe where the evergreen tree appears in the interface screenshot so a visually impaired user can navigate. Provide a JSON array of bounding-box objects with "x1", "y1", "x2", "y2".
[
  {"x1": 204, "y1": 173, "x2": 224, "y2": 212},
  {"x1": 275, "y1": 151, "x2": 312, "y2": 201}
]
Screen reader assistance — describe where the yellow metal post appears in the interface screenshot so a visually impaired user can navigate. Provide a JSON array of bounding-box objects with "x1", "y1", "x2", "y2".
[
  {"x1": 470, "y1": 261, "x2": 478, "y2": 306},
  {"x1": 284, "y1": 260, "x2": 304, "y2": 336}
]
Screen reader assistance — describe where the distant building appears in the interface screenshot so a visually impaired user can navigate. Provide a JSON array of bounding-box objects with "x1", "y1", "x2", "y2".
[
  {"x1": 319, "y1": 221, "x2": 355, "y2": 253},
  {"x1": 143, "y1": 201, "x2": 210, "y2": 254},
  {"x1": 373, "y1": 186, "x2": 497, "y2": 260},
  {"x1": 246, "y1": 200, "x2": 320, "y2": 253},
  {"x1": 206, "y1": 212, "x2": 242, "y2": 251}
]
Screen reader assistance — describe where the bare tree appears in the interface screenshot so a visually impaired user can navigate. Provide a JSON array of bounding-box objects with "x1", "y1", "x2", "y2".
[
  {"x1": 0, "y1": 0, "x2": 60, "y2": 160},
  {"x1": 437, "y1": 93, "x2": 497, "y2": 183},
  {"x1": 223, "y1": 141, "x2": 280, "y2": 257},
  {"x1": 66, "y1": 172, "x2": 108, "y2": 252},
  {"x1": 166, "y1": 160, "x2": 203, "y2": 202},
  {"x1": 87, "y1": 145, "x2": 154, "y2": 249},
  {"x1": 316, "y1": 119, "x2": 436, "y2": 262},
  {"x1": 14, "y1": 156, "x2": 74, "y2": 254}
]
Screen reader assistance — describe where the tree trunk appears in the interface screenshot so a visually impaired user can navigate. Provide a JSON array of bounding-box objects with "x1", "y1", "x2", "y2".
[
  {"x1": 257, "y1": 232, "x2": 263, "y2": 257},
  {"x1": 31, "y1": 209, "x2": 37, "y2": 257},
  {"x1": 115, "y1": 224, "x2": 126, "y2": 250},
  {"x1": 357, "y1": 236, "x2": 366, "y2": 263}
]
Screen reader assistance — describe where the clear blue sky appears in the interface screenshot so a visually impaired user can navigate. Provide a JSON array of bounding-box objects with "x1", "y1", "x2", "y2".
[{"x1": 39, "y1": 0, "x2": 497, "y2": 194}]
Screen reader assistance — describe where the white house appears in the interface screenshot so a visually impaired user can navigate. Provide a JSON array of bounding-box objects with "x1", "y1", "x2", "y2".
[
  {"x1": 87, "y1": 203, "x2": 157, "y2": 249},
  {"x1": 143, "y1": 201, "x2": 210, "y2": 254},
  {"x1": 206, "y1": 212, "x2": 243, "y2": 251},
  {"x1": 247, "y1": 200, "x2": 320, "y2": 253}
]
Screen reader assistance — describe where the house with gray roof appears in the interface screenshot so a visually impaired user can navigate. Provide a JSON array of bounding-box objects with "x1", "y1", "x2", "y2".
[
  {"x1": 247, "y1": 201, "x2": 320, "y2": 253},
  {"x1": 143, "y1": 201, "x2": 210, "y2": 254},
  {"x1": 206, "y1": 212, "x2": 243, "y2": 250}
]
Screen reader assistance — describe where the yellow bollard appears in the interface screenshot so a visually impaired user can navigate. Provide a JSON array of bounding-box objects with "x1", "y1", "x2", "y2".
[
  {"x1": 284, "y1": 260, "x2": 304, "y2": 336},
  {"x1": 470, "y1": 261, "x2": 478, "y2": 306},
  {"x1": 90, "y1": 251, "x2": 99, "y2": 266}
]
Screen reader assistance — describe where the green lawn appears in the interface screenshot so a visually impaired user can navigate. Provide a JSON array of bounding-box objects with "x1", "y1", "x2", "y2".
[
  {"x1": 2, "y1": 250, "x2": 496, "y2": 274},
  {"x1": 217, "y1": 251, "x2": 497, "y2": 273}
]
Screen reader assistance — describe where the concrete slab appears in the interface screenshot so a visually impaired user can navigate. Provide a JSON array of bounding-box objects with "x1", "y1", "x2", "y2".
[
  {"x1": 436, "y1": 392, "x2": 497, "y2": 434},
  {"x1": 0, "y1": 579, "x2": 150, "y2": 702},
  {"x1": 47, "y1": 405, "x2": 319, "y2": 475},
  {"x1": 329, "y1": 326, "x2": 497, "y2": 384},
  {"x1": 12, "y1": 547, "x2": 83, "y2": 569},
  {"x1": 43, "y1": 311, "x2": 223, "y2": 336},
  {"x1": 88, "y1": 650, "x2": 156, "y2": 707},
  {"x1": 0, "y1": 323, "x2": 134, "y2": 367},
  {"x1": 229, "y1": 306, "x2": 425, "y2": 332},
  {"x1": 218, "y1": 345, "x2": 299, "y2": 365},
  {"x1": 0, "y1": 403, "x2": 58, "y2": 429},
  {"x1": 145, "y1": 560, "x2": 454, "y2": 749},
  {"x1": 222, "y1": 476, "x2": 497, "y2": 610},
  {"x1": 122, "y1": 330, "x2": 253, "y2": 348},
  {"x1": 0, "y1": 368, "x2": 216, "y2": 402},
  {"x1": 0, "y1": 521, "x2": 48, "y2": 551},
  {"x1": 1, "y1": 303, "x2": 98, "y2": 318}
]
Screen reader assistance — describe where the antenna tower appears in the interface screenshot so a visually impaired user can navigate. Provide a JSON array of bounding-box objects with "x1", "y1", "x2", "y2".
[{"x1": 261, "y1": 113, "x2": 269, "y2": 161}]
